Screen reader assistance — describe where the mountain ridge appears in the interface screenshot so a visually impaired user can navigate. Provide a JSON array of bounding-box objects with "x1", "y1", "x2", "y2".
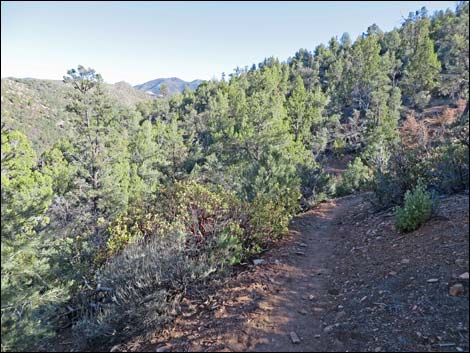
[{"x1": 134, "y1": 77, "x2": 203, "y2": 95}]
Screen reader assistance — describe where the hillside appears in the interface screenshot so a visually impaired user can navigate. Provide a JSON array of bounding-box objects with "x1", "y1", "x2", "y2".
[
  {"x1": 2, "y1": 2, "x2": 468, "y2": 353},
  {"x1": 106, "y1": 81, "x2": 154, "y2": 107},
  {"x1": 0, "y1": 75, "x2": 205, "y2": 154},
  {"x1": 134, "y1": 77, "x2": 203, "y2": 95},
  {"x1": 1, "y1": 78, "x2": 153, "y2": 152}
]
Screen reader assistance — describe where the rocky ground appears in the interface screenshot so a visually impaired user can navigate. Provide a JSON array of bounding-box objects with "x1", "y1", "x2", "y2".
[
  {"x1": 322, "y1": 193, "x2": 469, "y2": 352},
  {"x1": 110, "y1": 192, "x2": 468, "y2": 352}
]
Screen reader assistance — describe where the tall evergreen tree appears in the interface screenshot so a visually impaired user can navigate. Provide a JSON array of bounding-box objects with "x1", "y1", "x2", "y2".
[
  {"x1": 61, "y1": 66, "x2": 130, "y2": 267},
  {"x1": 1, "y1": 127, "x2": 69, "y2": 351},
  {"x1": 432, "y1": 1, "x2": 469, "y2": 99},
  {"x1": 402, "y1": 27, "x2": 441, "y2": 107}
]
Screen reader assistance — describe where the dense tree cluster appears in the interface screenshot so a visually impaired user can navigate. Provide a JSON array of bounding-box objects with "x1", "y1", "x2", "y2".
[{"x1": 1, "y1": 2, "x2": 468, "y2": 351}]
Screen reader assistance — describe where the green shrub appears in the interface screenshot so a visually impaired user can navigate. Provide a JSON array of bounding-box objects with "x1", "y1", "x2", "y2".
[
  {"x1": 413, "y1": 91, "x2": 432, "y2": 110},
  {"x1": 297, "y1": 164, "x2": 336, "y2": 207},
  {"x1": 313, "y1": 172, "x2": 336, "y2": 203},
  {"x1": 106, "y1": 215, "x2": 143, "y2": 256},
  {"x1": 106, "y1": 180, "x2": 246, "y2": 266},
  {"x1": 213, "y1": 226, "x2": 244, "y2": 266},
  {"x1": 106, "y1": 179, "x2": 299, "y2": 269},
  {"x1": 245, "y1": 194, "x2": 292, "y2": 250},
  {"x1": 395, "y1": 182, "x2": 432, "y2": 232},
  {"x1": 370, "y1": 145, "x2": 430, "y2": 209},
  {"x1": 76, "y1": 173, "x2": 301, "y2": 346},
  {"x1": 160, "y1": 180, "x2": 299, "y2": 261},
  {"x1": 427, "y1": 143, "x2": 469, "y2": 194},
  {"x1": 1, "y1": 237, "x2": 73, "y2": 352},
  {"x1": 333, "y1": 138, "x2": 345, "y2": 156},
  {"x1": 372, "y1": 141, "x2": 469, "y2": 210},
  {"x1": 336, "y1": 157, "x2": 372, "y2": 196}
]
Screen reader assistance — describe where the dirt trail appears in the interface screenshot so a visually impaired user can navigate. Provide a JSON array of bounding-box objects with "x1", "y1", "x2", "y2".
[
  {"x1": 117, "y1": 193, "x2": 468, "y2": 352},
  {"x1": 119, "y1": 195, "x2": 363, "y2": 352},
  {"x1": 238, "y1": 195, "x2": 363, "y2": 352}
]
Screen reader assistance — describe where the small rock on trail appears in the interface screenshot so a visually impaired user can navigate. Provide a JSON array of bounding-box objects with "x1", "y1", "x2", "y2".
[
  {"x1": 459, "y1": 272, "x2": 469, "y2": 280},
  {"x1": 449, "y1": 283, "x2": 465, "y2": 296},
  {"x1": 289, "y1": 331, "x2": 301, "y2": 344}
]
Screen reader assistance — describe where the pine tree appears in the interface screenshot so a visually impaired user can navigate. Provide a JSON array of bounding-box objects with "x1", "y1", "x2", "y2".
[
  {"x1": 127, "y1": 115, "x2": 161, "y2": 205},
  {"x1": 402, "y1": 30, "x2": 441, "y2": 107},
  {"x1": 350, "y1": 34, "x2": 389, "y2": 112},
  {"x1": 287, "y1": 75, "x2": 329, "y2": 152},
  {"x1": 39, "y1": 141, "x2": 75, "y2": 196},
  {"x1": 1, "y1": 127, "x2": 69, "y2": 351},
  {"x1": 61, "y1": 66, "x2": 130, "y2": 268},
  {"x1": 156, "y1": 116, "x2": 190, "y2": 182},
  {"x1": 287, "y1": 75, "x2": 309, "y2": 143},
  {"x1": 431, "y1": 1, "x2": 469, "y2": 99}
]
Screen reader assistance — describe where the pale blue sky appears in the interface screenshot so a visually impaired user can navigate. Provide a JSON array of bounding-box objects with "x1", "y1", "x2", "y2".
[{"x1": 1, "y1": 1, "x2": 457, "y2": 85}]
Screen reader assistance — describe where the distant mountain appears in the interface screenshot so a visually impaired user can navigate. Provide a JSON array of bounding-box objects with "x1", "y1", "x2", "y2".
[
  {"x1": 106, "y1": 81, "x2": 154, "y2": 106},
  {"x1": 1, "y1": 77, "x2": 153, "y2": 152},
  {"x1": 134, "y1": 77, "x2": 203, "y2": 95}
]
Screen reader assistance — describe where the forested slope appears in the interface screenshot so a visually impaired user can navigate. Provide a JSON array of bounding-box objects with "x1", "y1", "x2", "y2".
[
  {"x1": 1, "y1": 2, "x2": 468, "y2": 352},
  {"x1": 1, "y1": 78, "x2": 153, "y2": 151}
]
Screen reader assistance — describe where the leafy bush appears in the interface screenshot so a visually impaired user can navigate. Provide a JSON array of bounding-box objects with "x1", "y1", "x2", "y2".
[
  {"x1": 106, "y1": 215, "x2": 143, "y2": 256},
  {"x1": 336, "y1": 157, "x2": 372, "y2": 196},
  {"x1": 333, "y1": 138, "x2": 345, "y2": 156},
  {"x1": 107, "y1": 180, "x2": 246, "y2": 265},
  {"x1": 372, "y1": 140, "x2": 469, "y2": 209},
  {"x1": 107, "y1": 180, "x2": 298, "y2": 266},
  {"x1": 245, "y1": 193, "x2": 293, "y2": 251},
  {"x1": 80, "y1": 179, "x2": 301, "y2": 345},
  {"x1": 300, "y1": 170, "x2": 336, "y2": 208},
  {"x1": 371, "y1": 145, "x2": 430, "y2": 209},
  {"x1": 395, "y1": 182, "x2": 433, "y2": 232},
  {"x1": 427, "y1": 143, "x2": 469, "y2": 194}
]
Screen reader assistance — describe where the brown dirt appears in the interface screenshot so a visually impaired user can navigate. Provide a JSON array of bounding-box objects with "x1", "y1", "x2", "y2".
[
  {"x1": 108, "y1": 193, "x2": 470, "y2": 352},
  {"x1": 323, "y1": 193, "x2": 469, "y2": 352}
]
